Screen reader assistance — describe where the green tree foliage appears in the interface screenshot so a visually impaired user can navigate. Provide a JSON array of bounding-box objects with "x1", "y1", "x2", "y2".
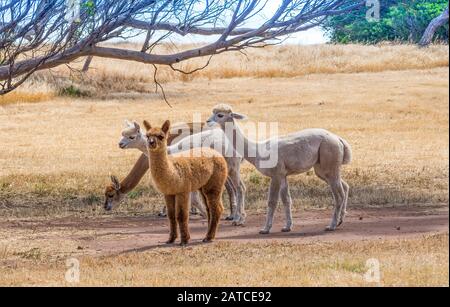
[{"x1": 324, "y1": 0, "x2": 449, "y2": 43}]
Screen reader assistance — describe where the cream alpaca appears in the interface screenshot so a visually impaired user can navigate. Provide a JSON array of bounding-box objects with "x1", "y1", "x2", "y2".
[{"x1": 208, "y1": 104, "x2": 352, "y2": 233}]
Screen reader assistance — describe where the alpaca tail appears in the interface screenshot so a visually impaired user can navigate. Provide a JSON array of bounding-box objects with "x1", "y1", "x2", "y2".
[{"x1": 339, "y1": 137, "x2": 352, "y2": 165}]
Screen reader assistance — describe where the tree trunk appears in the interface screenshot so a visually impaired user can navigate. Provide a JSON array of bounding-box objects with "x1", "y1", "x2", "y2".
[
  {"x1": 419, "y1": 6, "x2": 449, "y2": 47},
  {"x1": 81, "y1": 55, "x2": 94, "y2": 72}
]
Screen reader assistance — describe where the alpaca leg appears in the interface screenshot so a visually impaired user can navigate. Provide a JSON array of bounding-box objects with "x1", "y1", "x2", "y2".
[
  {"x1": 334, "y1": 179, "x2": 346, "y2": 228},
  {"x1": 161, "y1": 195, "x2": 200, "y2": 217},
  {"x1": 338, "y1": 179, "x2": 349, "y2": 226},
  {"x1": 175, "y1": 192, "x2": 191, "y2": 245},
  {"x1": 200, "y1": 190, "x2": 213, "y2": 240},
  {"x1": 224, "y1": 178, "x2": 237, "y2": 220},
  {"x1": 326, "y1": 178, "x2": 345, "y2": 231},
  {"x1": 233, "y1": 158, "x2": 247, "y2": 226},
  {"x1": 260, "y1": 177, "x2": 281, "y2": 234},
  {"x1": 314, "y1": 165, "x2": 344, "y2": 231},
  {"x1": 230, "y1": 168, "x2": 245, "y2": 226},
  {"x1": 239, "y1": 179, "x2": 247, "y2": 221},
  {"x1": 200, "y1": 190, "x2": 211, "y2": 231},
  {"x1": 231, "y1": 178, "x2": 246, "y2": 226},
  {"x1": 164, "y1": 195, "x2": 177, "y2": 244},
  {"x1": 190, "y1": 191, "x2": 207, "y2": 218},
  {"x1": 280, "y1": 177, "x2": 293, "y2": 232},
  {"x1": 203, "y1": 190, "x2": 224, "y2": 242}
]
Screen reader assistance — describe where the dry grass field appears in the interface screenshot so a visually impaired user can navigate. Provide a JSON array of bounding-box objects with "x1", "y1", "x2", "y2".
[
  {"x1": 0, "y1": 232, "x2": 447, "y2": 286},
  {"x1": 0, "y1": 44, "x2": 448, "y2": 286}
]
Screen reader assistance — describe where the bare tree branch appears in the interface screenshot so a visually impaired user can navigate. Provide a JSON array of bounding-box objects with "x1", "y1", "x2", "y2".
[
  {"x1": 81, "y1": 55, "x2": 94, "y2": 72},
  {"x1": 0, "y1": 0, "x2": 364, "y2": 94},
  {"x1": 169, "y1": 55, "x2": 214, "y2": 74},
  {"x1": 152, "y1": 63, "x2": 171, "y2": 108}
]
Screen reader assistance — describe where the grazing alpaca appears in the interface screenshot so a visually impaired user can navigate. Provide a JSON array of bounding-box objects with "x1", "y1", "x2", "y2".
[
  {"x1": 144, "y1": 120, "x2": 227, "y2": 245},
  {"x1": 104, "y1": 121, "x2": 208, "y2": 216},
  {"x1": 207, "y1": 104, "x2": 352, "y2": 233},
  {"x1": 114, "y1": 120, "x2": 247, "y2": 225}
]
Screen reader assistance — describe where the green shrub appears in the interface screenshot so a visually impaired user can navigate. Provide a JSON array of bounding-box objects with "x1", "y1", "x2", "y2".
[{"x1": 324, "y1": 0, "x2": 449, "y2": 44}]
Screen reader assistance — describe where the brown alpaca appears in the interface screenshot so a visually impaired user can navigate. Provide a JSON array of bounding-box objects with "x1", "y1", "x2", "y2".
[{"x1": 144, "y1": 119, "x2": 227, "y2": 245}]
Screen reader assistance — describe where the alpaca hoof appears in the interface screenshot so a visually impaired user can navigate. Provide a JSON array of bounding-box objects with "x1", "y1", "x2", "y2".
[
  {"x1": 259, "y1": 229, "x2": 270, "y2": 235},
  {"x1": 232, "y1": 217, "x2": 245, "y2": 226},
  {"x1": 225, "y1": 216, "x2": 234, "y2": 221},
  {"x1": 202, "y1": 238, "x2": 213, "y2": 243},
  {"x1": 325, "y1": 226, "x2": 336, "y2": 231},
  {"x1": 338, "y1": 212, "x2": 347, "y2": 226},
  {"x1": 158, "y1": 212, "x2": 167, "y2": 217},
  {"x1": 166, "y1": 239, "x2": 176, "y2": 244},
  {"x1": 281, "y1": 227, "x2": 292, "y2": 232}
]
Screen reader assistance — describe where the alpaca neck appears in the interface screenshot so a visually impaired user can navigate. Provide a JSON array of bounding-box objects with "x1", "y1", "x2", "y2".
[
  {"x1": 138, "y1": 147, "x2": 148, "y2": 156},
  {"x1": 148, "y1": 145, "x2": 174, "y2": 184},
  {"x1": 119, "y1": 153, "x2": 149, "y2": 194},
  {"x1": 229, "y1": 120, "x2": 259, "y2": 167},
  {"x1": 138, "y1": 133, "x2": 148, "y2": 155}
]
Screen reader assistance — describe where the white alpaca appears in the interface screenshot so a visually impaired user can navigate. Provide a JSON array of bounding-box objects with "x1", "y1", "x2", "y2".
[
  {"x1": 119, "y1": 120, "x2": 247, "y2": 225},
  {"x1": 207, "y1": 104, "x2": 352, "y2": 233}
]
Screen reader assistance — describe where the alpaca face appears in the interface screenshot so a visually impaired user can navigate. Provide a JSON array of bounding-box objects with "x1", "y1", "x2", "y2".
[
  {"x1": 143, "y1": 120, "x2": 171, "y2": 152},
  {"x1": 207, "y1": 104, "x2": 247, "y2": 128},
  {"x1": 104, "y1": 176, "x2": 123, "y2": 211},
  {"x1": 207, "y1": 110, "x2": 232, "y2": 128},
  {"x1": 119, "y1": 121, "x2": 146, "y2": 150}
]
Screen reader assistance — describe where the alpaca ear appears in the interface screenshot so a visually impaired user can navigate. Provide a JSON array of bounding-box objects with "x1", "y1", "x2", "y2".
[
  {"x1": 133, "y1": 121, "x2": 141, "y2": 132},
  {"x1": 143, "y1": 120, "x2": 152, "y2": 131},
  {"x1": 231, "y1": 112, "x2": 247, "y2": 120},
  {"x1": 161, "y1": 120, "x2": 171, "y2": 135},
  {"x1": 125, "y1": 120, "x2": 133, "y2": 128},
  {"x1": 110, "y1": 175, "x2": 121, "y2": 191}
]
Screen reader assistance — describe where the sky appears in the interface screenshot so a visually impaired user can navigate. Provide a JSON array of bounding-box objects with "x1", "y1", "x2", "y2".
[
  {"x1": 130, "y1": 0, "x2": 329, "y2": 45},
  {"x1": 209, "y1": 0, "x2": 327, "y2": 45},
  {"x1": 246, "y1": 0, "x2": 328, "y2": 44}
]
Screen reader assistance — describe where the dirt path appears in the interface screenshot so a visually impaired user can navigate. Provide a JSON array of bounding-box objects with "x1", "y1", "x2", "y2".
[{"x1": 1, "y1": 206, "x2": 447, "y2": 257}]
